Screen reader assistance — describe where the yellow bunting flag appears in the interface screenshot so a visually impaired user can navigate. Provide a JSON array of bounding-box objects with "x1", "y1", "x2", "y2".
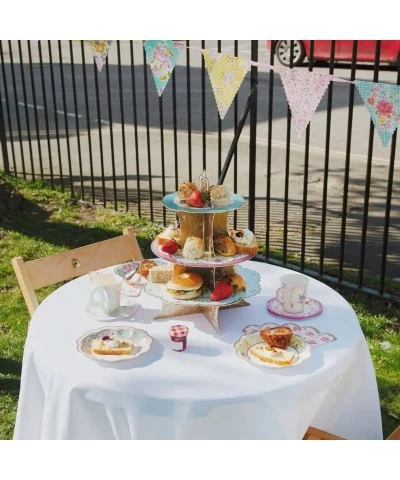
[{"x1": 203, "y1": 50, "x2": 250, "y2": 120}]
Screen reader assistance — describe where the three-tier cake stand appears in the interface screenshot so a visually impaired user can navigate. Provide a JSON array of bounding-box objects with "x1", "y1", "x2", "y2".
[{"x1": 145, "y1": 174, "x2": 261, "y2": 333}]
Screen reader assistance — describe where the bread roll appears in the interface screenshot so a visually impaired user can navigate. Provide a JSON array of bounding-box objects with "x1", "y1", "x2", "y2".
[
  {"x1": 178, "y1": 182, "x2": 198, "y2": 200},
  {"x1": 183, "y1": 236, "x2": 204, "y2": 259},
  {"x1": 223, "y1": 272, "x2": 247, "y2": 292},
  {"x1": 214, "y1": 236, "x2": 236, "y2": 257}
]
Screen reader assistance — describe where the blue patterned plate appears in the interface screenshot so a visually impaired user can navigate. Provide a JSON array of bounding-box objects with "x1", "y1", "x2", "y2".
[
  {"x1": 162, "y1": 192, "x2": 246, "y2": 214},
  {"x1": 145, "y1": 265, "x2": 261, "y2": 307}
]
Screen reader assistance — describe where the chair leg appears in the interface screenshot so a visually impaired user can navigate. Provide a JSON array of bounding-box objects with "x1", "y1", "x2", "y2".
[
  {"x1": 387, "y1": 425, "x2": 400, "y2": 440},
  {"x1": 303, "y1": 426, "x2": 344, "y2": 440}
]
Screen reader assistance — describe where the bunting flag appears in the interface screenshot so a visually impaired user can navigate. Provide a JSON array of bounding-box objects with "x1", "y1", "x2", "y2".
[
  {"x1": 355, "y1": 81, "x2": 400, "y2": 147},
  {"x1": 143, "y1": 40, "x2": 184, "y2": 96},
  {"x1": 279, "y1": 68, "x2": 333, "y2": 138},
  {"x1": 203, "y1": 50, "x2": 250, "y2": 120},
  {"x1": 89, "y1": 41, "x2": 113, "y2": 72}
]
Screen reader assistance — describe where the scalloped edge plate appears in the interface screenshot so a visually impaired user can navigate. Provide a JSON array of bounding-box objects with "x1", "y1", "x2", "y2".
[
  {"x1": 77, "y1": 326, "x2": 153, "y2": 362},
  {"x1": 151, "y1": 239, "x2": 254, "y2": 267},
  {"x1": 145, "y1": 265, "x2": 261, "y2": 307},
  {"x1": 234, "y1": 331, "x2": 311, "y2": 368},
  {"x1": 162, "y1": 192, "x2": 246, "y2": 213}
]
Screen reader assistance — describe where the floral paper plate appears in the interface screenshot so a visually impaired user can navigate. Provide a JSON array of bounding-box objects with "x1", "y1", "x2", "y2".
[
  {"x1": 77, "y1": 326, "x2": 153, "y2": 363},
  {"x1": 145, "y1": 265, "x2": 261, "y2": 307},
  {"x1": 234, "y1": 331, "x2": 311, "y2": 368}
]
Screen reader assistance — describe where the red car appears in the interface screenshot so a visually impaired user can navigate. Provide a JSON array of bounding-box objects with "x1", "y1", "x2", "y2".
[{"x1": 266, "y1": 40, "x2": 400, "y2": 66}]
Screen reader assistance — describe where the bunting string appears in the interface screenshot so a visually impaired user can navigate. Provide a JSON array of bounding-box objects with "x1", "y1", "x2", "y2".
[{"x1": 28, "y1": 40, "x2": 400, "y2": 147}]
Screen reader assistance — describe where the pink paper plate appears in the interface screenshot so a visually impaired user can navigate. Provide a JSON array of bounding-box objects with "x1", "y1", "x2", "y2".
[{"x1": 266, "y1": 297, "x2": 323, "y2": 320}]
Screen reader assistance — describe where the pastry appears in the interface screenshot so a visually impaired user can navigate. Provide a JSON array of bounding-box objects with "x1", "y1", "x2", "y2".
[
  {"x1": 248, "y1": 344, "x2": 295, "y2": 366},
  {"x1": 166, "y1": 272, "x2": 204, "y2": 300},
  {"x1": 223, "y1": 272, "x2": 247, "y2": 292},
  {"x1": 209, "y1": 185, "x2": 231, "y2": 206},
  {"x1": 157, "y1": 223, "x2": 181, "y2": 246},
  {"x1": 183, "y1": 236, "x2": 204, "y2": 259},
  {"x1": 214, "y1": 235, "x2": 236, "y2": 257},
  {"x1": 148, "y1": 265, "x2": 173, "y2": 283},
  {"x1": 91, "y1": 335, "x2": 134, "y2": 355},
  {"x1": 229, "y1": 228, "x2": 258, "y2": 255},
  {"x1": 260, "y1": 327, "x2": 293, "y2": 350},
  {"x1": 138, "y1": 259, "x2": 158, "y2": 279},
  {"x1": 178, "y1": 182, "x2": 198, "y2": 201}
]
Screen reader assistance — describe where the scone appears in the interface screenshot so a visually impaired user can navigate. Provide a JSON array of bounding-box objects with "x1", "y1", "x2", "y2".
[
  {"x1": 157, "y1": 224, "x2": 181, "y2": 246},
  {"x1": 214, "y1": 235, "x2": 236, "y2": 257},
  {"x1": 260, "y1": 327, "x2": 293, "y2": 350},
  {"x1": 92, "y1": 336, "x2": 134, "y2": 355},
  {"x1": 229, "y1": 228, "x2": 258, "y2": 255},
  {"x1": 138, "y1": 259, "x2": 158, "y2": 279},
  {"x1": 223, "y1": 272, "x2": 247, "y2": 292},
  {"x1": 148, "y1": 265, "x2": 173, "y2": 283},
  {"x1": 178, "y1": 182, "x2": 198, "y2": 201},
  {"x1": 183, "y1": 236, "x2": 204, "y2": 259},
  {"x1": 248, "y1": 344, "x2": 295, "y2": 366},
  {"x1": 209, "y1": 185, "x2": 231, "y2": 206}
]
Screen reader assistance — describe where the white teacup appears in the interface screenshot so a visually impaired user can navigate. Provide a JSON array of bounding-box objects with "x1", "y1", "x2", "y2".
[
  {"x1": 90, "y1": 273, "x2": 122, "y2": 314},
  {"x1": 276, "y1": 273, "x2": 309, "y2": 314}
]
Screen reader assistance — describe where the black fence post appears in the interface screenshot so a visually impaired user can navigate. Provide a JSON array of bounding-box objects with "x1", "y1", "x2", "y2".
[
  {"x1": 0, "y1": 85, "x2": 10, "y2": 174},
  {"x1": 248, "y1": 40, "x2": 258, "y2": 233}
]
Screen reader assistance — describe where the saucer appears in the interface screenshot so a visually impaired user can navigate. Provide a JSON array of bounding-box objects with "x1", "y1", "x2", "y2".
[
  {"x1": 266, "y1": 297, "x2": 323, "y2": 320},
  {"x1": 85, "y1": 303, "x2": 138, "y2": 321}
]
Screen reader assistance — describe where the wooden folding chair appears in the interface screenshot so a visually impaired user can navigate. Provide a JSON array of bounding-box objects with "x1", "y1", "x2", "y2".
[
  {"x1": 303, "y1": 424, "x2": 400, "y2": 440},
  {"x1": 12, "y1": 227, "x2": 144, "y2": 316}
]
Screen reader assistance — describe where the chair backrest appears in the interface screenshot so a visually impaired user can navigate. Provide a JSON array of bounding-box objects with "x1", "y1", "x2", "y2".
[{"x1": 12, "y1": 226, "x2": 144, "y2": 316}]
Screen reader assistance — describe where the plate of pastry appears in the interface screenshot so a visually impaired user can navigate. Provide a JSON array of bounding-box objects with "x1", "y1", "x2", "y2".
[
  {"x1": 76, "y1": 326, "x2": 153, "y2": 362},
  {"x1": 145, "y1": 265, "x2": 261, "y2": 307},
  {"x1": 152, "y1": 227, "x2": 258, "y2": 267},
  {"x1": 234, "y1": 326, "x2": 311, "y2": 368}
]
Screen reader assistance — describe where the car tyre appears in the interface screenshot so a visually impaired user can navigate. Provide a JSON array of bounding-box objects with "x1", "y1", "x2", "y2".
[{"x1": 276, "y1": 40, "x2": 305, "y2": 67}]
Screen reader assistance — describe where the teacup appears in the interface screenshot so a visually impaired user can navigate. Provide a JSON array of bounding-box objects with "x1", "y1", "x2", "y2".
[
  {"x1": 276, "y1": 273, "x2": 309, "y2": 314},
  {"x1": 90, "y1": 273, "x2": 122, "y2": 314}
]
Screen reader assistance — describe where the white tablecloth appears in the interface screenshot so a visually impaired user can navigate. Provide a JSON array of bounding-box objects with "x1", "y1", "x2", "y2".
[{"x1": 14, "y1": 261, "x2": 383, "y2": 439}]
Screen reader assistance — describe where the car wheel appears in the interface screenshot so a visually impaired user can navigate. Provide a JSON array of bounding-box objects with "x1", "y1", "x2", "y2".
[{"x1": 276, "y1": 40, "x2": 305, "y2": 67}]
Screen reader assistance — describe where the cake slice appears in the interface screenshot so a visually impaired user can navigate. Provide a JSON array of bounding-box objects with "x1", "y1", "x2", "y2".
[
  {"x1": 91, "y1": 337, "x2": 134, "y2": 355},
  {"x1": 248, "y1": 344, "x2": 295, "y2": 366},
  {"x1": 148, "y1": 265, "x2": 173, "y2": 283}
]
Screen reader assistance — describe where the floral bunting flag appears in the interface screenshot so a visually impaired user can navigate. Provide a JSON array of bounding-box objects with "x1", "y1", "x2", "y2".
[
  {"x1": 88, "y1": 41, "x2": 113, "y2": 72},
  {"x1": 355, "y1": 81, "x2": 400, "y2": 147},
  {"x1": 279, "y1": 68, "x2": 333, "y2": 138},
  {"x1": 203, "y1": 50, "x2": 250, "y2": 120},
  {"x1": 143, "y1": 40, "x2": 184, "y2": 96}
]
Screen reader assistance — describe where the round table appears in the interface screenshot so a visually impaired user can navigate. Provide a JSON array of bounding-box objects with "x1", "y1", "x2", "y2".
[{"x1": 14, "y1": 261, "x2": 383, "y2": 440}]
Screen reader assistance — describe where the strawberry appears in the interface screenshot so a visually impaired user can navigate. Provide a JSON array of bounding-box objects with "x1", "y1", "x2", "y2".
[
  {"x1": 186, "y1": 190, "x2": 204, "y2": 208},
  {"x1": 161, "y1": 240, "x2": 179, "y2": 254},
  {"x1": 210, "y1": 281, "x2": 234, "y2": 301}
]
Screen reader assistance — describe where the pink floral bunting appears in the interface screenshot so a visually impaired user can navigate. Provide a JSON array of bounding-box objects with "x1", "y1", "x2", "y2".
[{"x1": 279, "y1": 68, "x2": 333, "y2": 138}]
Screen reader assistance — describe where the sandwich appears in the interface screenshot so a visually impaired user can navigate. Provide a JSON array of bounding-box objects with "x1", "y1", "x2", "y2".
[
  {"x1": 166, "y1": 272, "x2": 204, "y2": 300},
  {"x1": 209, "y1": 185, "x2": 231, "y2": 206},
  {"x1": 148, "y1": 265, "x2": 173, "y2": 283},
  {"x1": 229, "y1": 228, "x2": 258, "y2": 255},
  {"x1": 248, "y1": 344, "x2": 295, "y2": 367}
]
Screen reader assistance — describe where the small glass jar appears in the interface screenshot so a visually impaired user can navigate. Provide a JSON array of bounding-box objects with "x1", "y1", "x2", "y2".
[{"x1": 169, "y1": 325, "x2": 189, "y2": 352}]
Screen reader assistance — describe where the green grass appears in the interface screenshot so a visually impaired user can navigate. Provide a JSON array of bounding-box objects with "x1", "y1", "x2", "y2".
[{"x1": 0, "y1": 173, "x2": 399, "y2": 439}]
